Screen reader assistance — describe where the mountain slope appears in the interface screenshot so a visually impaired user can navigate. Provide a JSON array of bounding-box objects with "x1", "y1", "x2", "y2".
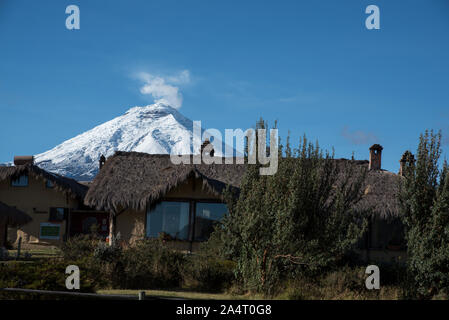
[{"x1": 34, "y1": 103, "x2": 204, "y2": 181}]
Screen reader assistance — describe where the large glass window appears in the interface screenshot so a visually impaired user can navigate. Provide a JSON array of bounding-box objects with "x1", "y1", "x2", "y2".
[
  {"x1": 146, "y1": 201, "x2": 190, "y2": 240},
  {"x1": 194, "y1": 202, "x2": 228, "y2": 241},
  {"x1": 11, "y1": 174, "x2": 28, "y2": 187}
]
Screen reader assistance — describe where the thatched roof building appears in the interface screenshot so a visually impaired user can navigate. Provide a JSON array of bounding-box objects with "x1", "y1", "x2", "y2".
[
  {"x1": 84, "y1": 152, "x2": 247, "y2": 212},
  {"x1": 0, "y1": 164, "x2": 87, "y2": 200},
  {"x1": 84, "y1": 151, "x2": 402, "y2": 219}
]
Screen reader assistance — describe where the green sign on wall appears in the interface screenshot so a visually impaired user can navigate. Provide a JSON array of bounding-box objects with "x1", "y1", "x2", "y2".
[{"x1": 40, "y1": 223, "x2": 60, "y2": 240}]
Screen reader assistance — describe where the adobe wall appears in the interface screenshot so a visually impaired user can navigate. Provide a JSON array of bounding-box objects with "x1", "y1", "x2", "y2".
[{"x1": 0, "y1": 175, "x2": 80, "y2": 247}]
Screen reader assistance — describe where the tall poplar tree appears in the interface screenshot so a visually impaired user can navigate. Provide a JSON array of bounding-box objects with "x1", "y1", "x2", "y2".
[{"x1": 400, "y1": 130, "x2": 449, "y2": 298}]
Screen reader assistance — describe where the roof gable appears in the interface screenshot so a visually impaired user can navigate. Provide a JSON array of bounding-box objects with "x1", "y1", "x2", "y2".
[{"x1": 0, "y1": 164, "x2": 88, "y2": 200}]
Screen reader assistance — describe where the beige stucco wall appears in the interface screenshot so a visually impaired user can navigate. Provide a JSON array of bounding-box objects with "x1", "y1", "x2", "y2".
[
  {"x1": 116, "y1": 209, "x2": 145, "y2": 244},
  {"x1": 0, "y1": 174, "x2": 80, "y2": 247},
  {"x1": 115, "y1": 176, "x2": 222, "y2": 250}
]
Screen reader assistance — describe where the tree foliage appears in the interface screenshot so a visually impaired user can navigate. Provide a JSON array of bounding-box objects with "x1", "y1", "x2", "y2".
[
  {"x1": 400, "y1": 130, "x2": 449, "y2": 298},
  {"x1": 217, "y1": 121, "x2": 367, "y2": 294}
]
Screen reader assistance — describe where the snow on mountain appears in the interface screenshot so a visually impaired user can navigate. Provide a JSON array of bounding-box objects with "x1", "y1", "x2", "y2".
[{"x1": 34, "y1": 103, "x2": 216, "y2": 181}]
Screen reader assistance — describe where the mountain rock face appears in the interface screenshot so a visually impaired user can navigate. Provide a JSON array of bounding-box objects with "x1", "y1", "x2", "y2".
[{"x1": 34, "y1": 103, "x2": 203, "y2": 181}]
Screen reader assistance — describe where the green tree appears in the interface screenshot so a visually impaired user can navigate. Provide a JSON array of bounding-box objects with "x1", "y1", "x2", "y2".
[
  {"x1": 218, "y1": 124, "x2": 367, "y2": 295},
  {"x1": 400, "y1": 130, "x2": 449, "y2": 298}
]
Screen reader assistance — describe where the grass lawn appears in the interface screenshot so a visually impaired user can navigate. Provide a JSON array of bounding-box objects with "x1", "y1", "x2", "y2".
[{"x1": 97, "y1": 289, "x2": 264, "y2": 300}]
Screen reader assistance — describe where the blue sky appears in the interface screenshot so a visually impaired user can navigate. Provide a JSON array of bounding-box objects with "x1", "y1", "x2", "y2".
[{"x1": 1, "y1": 0, "x2": 448, "y2": 172}]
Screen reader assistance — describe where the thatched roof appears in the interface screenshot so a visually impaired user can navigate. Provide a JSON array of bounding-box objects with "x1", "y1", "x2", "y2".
[
  {"x1": 0, "y1": 164, "x2": 87, "y2": 200},
  {"x1": 354, "y1": 164, "x2": 402, "y2": 219},
  {"x1": 0, "y1": 201, "x2": 32, "y2": 226},
  {"x1": 84, "y1": 152, "x2": 247, "y2": 212},
  {"x1": 84, "y1": 152, "x2": 402, "y2": 218}
]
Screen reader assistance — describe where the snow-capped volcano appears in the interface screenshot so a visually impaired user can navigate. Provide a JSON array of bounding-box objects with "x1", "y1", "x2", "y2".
[{"x1": 34, "y1": 103, "x2": 204, "y2": 181}]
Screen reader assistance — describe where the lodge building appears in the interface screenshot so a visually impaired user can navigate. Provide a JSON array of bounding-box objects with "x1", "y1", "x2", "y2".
[
  {"x1": 0, "y1": 156, "x2": 107, "y2": 247},
  {"x1": 0, "y1": 145, "x2": 409, "y2": 263}
]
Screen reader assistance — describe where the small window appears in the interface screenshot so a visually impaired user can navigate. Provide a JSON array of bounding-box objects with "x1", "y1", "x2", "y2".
[
  {"x1": 46, "y1": 180, "x2": 55, "y2": 188},
  {"x1": 11, "y1": 174, "x2": 28, "y2": 187},
  {"x1": 194, "y1": 202, "x2": 228, "y2": 241},
  {"x1": 49, "y1": 207, "x2": 68, "y2": 222}
]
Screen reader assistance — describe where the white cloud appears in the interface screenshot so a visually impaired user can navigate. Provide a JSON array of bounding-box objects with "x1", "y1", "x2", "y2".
[
  {"x1": 137, "y1": 70, "x2": 190, "y2": 109},
  {"x1": 341, "y1": 126, "x2": 378, "y2": 145}
]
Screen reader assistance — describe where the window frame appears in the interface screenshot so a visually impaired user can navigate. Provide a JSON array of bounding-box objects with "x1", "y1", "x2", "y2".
[
  {"x1": 145, "y1": 199, "x2": 191, "y2": 241},
  {"x1": 11, "y1": 174, "x2": 29, "y2": 187},
  {"x1": 144, "y1": 198, "x2": 227, "y2": 242},
  {"x1": 193, "y1": 200, "x2": 228, "y2": 242}
]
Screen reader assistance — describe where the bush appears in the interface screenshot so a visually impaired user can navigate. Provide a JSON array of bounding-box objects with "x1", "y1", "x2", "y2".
[
  {"x1": 118, "y1": 239, "x2": 186, "y2": 289},
  {"x1": 60, "y1": 235, "x2": 99, "y2": 260},
  {"x1": 278, "y1": 266, "x2": 403, "y2": 300},
  {"x1": 0, "y1": 258, "x2": 102, "y2": 300},
  {"x1": 93, "y1": 235, "x2": 122, "y2": 263},
  {"x1": 183, "y1": 255, "x2": 236, "y2": 292}
]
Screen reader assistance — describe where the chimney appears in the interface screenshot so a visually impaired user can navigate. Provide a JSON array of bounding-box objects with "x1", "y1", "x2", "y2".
[
  {"x1": 99, "y1": 155, "x2": 106, "y2": 170},
  {"x1": 200, "y1": 139, "x2": 214, "y2": 157},
  {"x1": 14, "y1": 155, "x2": 34, "y2": 166},
  {"x1": 399, "y1": 151, "x2": 415, "y2": 176},
  {"x1": 369, "y1": 144, "x2": 383, "y2": 170}
]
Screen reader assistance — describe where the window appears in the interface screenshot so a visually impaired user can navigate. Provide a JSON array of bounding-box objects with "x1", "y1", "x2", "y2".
[
  {"x1": 146, "y1": 201, "x2": 190, "y2": 240},
  {"x1": 49, "y1": 207, "x2": 68, "y2": 222},
  {"x1": 11, "y1": 174, "x2": 28, "y2": 187},
  {"x1": 46, "y1": 180, "x2": 55, "y2": 188},
  {"x1": 194, "y1": 202, "x2": 228, "y2": 241}
]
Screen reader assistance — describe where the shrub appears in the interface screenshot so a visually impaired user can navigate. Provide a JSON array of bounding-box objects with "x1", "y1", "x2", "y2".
[
  {"x1": 0, "y1": 258, "x2": 102, "y2": 300},
  {"x1": 93, "y1": 236, "x2": 122, "y2": 263},
  {"x1": 118, "y1": 239, "x2": 186, "y2": 289},
  {"x1": 183, "y1": 255, "x2": 236, "y2": 292},
  {"x1": 278, "y1": 266, "x2": 403, "y2": 300},
  {"x1": 60, "y1": 234, "x2": 98, "y2": 260}
]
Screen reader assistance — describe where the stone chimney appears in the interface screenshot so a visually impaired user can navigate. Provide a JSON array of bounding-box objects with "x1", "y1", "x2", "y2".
[
  {"x1": 14, "y1": 156, "x2": 34, "y2": 166},
  {"x1": 399, "y1": 151, "x2": 415, "y2": 176},
  {"x1": 369, "y1": 144, "x2": 383, "y2": 170},
  {"x1": 200, "y1": 139, "x2": 214, "y2": 157},
  {"x1": 99, "y1": 155, "x2": 106, "y2": 170}
]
